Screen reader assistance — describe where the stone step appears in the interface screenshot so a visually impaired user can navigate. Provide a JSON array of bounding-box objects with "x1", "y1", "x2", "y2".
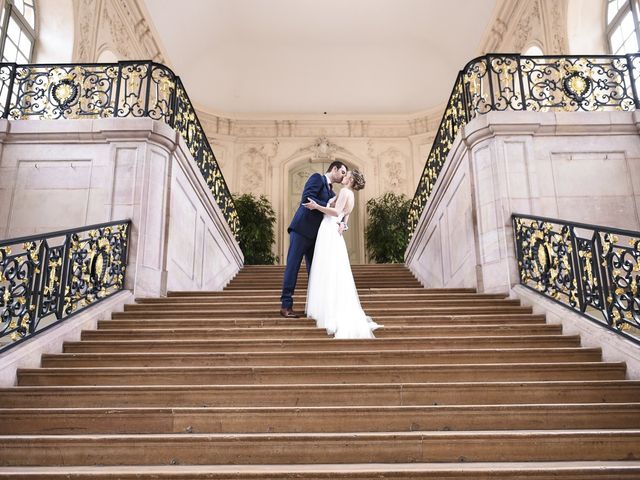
[
  {"x1": 63, "y1": 335, "x2": 579, "y2": 353},
  {"x1": 225, "y1": 282, "x2": 424, "y2": 289},
  {"x1": 224, "y1": 283, "x2": 424, "y2": 289},
  {"x1": 81, "y1": 324, "x2": 561, "y2": 340},
  {"x1": 3, "y1": 462, "x2": 640, "y2": 479},
  {"x1": 123, "y1": 299, "x2": 522, "y2": 311},
  {"x1": 3, "y1": 403, "x2": 640, "y2": 435},
  {"x1": 110, "y1": 306, "x2": 535, "y2": 319},
  {"x1": 2, "y1": 262, "x2": 636, "y2": 477},
  {"x1": 110, "y1": 311, "x2": 541, "y2": 323},
  {"x1": 16, "y1": 362, "x2": 627, "y2": 386},
  {"x1": 3, "y1": 380, "x2": 639, "y2": 408},
  {"x1": 2, "y1": 430, "x2": 640, "y2": 465},
  {"x1": 228, "y1": 274, "x2": 419, "y2": 280},
  {"x1": 229, "y1": 272, "x2": 417, "y2": 278},
  {"x1": 167, "y1": 287, "x2": 477, "y2": 296},
  {"x1": 97, "y1": 313, "x2": 549, "y2": 329},
  {"x1": 40, "y1": 348, "x2": 603, "y2": 368},
  {"x1": 137, "y1": 292, "x2": 508, "y2": 303}
]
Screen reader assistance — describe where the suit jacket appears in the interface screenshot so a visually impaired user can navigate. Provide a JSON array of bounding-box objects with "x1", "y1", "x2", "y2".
[{"x1": 288, "y1": 172, "x2": 336, "y2": 240}]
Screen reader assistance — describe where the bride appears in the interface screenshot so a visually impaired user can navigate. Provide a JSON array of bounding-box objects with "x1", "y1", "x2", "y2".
[{"x1": 302, "y1": 169, "x2": 381, "y2": 339}]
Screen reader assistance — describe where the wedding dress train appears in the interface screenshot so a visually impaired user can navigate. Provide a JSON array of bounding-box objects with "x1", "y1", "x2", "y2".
[{"x1": 306, "y1": 213, "x2": 381, "y2": 338}]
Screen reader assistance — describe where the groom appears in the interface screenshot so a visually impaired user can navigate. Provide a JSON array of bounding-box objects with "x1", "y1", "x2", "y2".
[{"x1": 279, "y1": 160, "x2": 348, "y2": 318}]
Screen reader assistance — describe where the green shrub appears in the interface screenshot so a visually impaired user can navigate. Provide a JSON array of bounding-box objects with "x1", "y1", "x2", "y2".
[
  {"x1": 234, "y1": 193, "x2": 278, "y2": 265},
  {"x1": 365, "y1": 192, "x2": 411, "y2": 263}
]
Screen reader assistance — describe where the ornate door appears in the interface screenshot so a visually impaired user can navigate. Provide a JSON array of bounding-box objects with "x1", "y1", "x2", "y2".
[{"x1": 288, "y1": 160, "x2": 362, "y2": 263}]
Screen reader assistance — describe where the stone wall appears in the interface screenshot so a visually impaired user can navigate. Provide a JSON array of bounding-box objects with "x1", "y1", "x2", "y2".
[
  {"x1": 198, "y1": 110, "x2": 441, "y2": 263},
  {"x1": 0, "y1": 118, "x2": 242, "y2": 297},
  {"x1": 405, "y1": 110, "x2": 640, "y2": 293}
]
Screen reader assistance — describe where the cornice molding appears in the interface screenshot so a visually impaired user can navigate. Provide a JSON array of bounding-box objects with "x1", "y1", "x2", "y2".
[{"x1": 195, "y1": 104, "x2": 445, "y2": 139}]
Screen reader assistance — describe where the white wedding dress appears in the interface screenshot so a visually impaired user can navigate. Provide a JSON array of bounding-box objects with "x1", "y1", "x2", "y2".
[{"x1": 306, "y1": 213, "x2": 381, "y2": 339}]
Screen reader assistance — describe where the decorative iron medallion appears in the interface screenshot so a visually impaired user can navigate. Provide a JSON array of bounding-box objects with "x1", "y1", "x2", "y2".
[
  {"x1": 532, "y1": 239, "x2": 551, "y2": 274},
  {"x1": 563, "y1": 71, "x2": 592, "y2": 102},
  {"x1": 50, "y1": 79, "x2": 79, "y2": 109},
  {"x1": 90, "y1": 249, "x2": 109, "y2": 284}
]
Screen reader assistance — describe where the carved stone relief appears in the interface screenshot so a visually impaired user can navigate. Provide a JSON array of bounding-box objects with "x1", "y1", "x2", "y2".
[
  {"x1": 513, "y1": 1, "x2": 541, "y2": 52},
  {"x1": 480, "y1": 0, "x2": 569, "y2": 55},
  {"x1": 292, "y1": 136, "x2": 352, "y2": 162},
  {"x1": 101, "y1": 2, "x2": 133, "y2": 59},
  {"x1": 236, "y1": 142, "x2": 278, "y2": 195},
  {"x1": 72, "y1": 0, "x2": 166, "y2": 62},
  {"x1": 237, "y1": 147, "x2": 266, "y2": 194},
  {"x1": 368, "y1": 141, "x2": 410, "y2": 194},
  {"x1": 73, "y1": 0, "x2": 98, "y2": 62},
  {"x1": 379, "y1": 147, "x2": 408, "y2": 192}
]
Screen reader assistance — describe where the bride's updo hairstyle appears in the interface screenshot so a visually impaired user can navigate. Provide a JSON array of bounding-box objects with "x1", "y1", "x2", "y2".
[{"x1": 350, "y1": 169, "x2": 366, "y2": 191}]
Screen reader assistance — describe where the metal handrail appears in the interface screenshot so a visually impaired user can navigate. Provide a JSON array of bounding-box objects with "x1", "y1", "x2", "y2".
[
  {"x1": 512, "y1": 213, "x2": 640, "y2": 344},
  {"x1": 409, "y1": 53, "x2": 640, "y2": 239},
  {"x1": 0, "y1": 60, "x2": 239, "y2": 237},
  {"x1": 0, "y1": 220, "x2": 131, "y2": 352}
]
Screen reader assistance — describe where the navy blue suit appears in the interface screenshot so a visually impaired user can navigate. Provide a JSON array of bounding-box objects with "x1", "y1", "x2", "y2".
[{"x1": 280, "y1": 173, "x2": 335, "y2": 309}]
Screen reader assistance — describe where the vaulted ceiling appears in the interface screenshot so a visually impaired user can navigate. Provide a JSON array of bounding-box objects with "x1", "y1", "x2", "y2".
[{"x1": 142, "y1": 0, "x2": 497, "y2": 115}]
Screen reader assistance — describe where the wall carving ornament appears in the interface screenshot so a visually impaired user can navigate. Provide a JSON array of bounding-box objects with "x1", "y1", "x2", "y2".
[
  {"x1": 74, "y1": 0, "x2": 98, "y2": 62},
  {"x1": 367, "y1": 142, "x2": 409, "y2": 193},
  {"x1": 72, "y1": 0, "x2": 166, "y2": 63},
  {"x1": 480, "y1": 0, "x2": 569, "y2": 55},
  {"x1": 380, "y1": 148, "x2": 407, "y2": 191},
  {"x1": 236, "y1": 142, "x2": 279, "y2": 195},
  {"x1": 238, "y1": 147, "x2": 267, "y2": 194},
  {"x1": 290, "y1": 136, "x2": 353, "y2": 163}
]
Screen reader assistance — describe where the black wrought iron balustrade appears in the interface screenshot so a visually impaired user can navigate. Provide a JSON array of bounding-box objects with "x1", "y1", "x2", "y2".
[
  {"x1": 0, "y1": 61, "x2": 239, "y2": 237},
  {"x1": 0, "y1": 220, "x2": 130, "y2": 352},
  {"x1": 512, "y1": 213, "x2": 640, "y2": 343},
  {"x1": 408, "y1": 53, "x2": 640, "y2": 239}
]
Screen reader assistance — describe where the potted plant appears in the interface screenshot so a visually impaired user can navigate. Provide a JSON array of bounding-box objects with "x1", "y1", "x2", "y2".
[
  {"x1": 365, "y1": 192, "x2": 411, "y2": 263},
  {"x1": 233, "y1": 193, "x2": 278, "y2": 265}
]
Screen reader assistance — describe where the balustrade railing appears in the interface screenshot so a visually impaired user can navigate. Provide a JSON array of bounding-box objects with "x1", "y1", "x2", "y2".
[
  {"x1": 512, "y1": 214, "x2": 640, "y2": 344},
  {"x1": 0, "y1": 61, "x2": 239, "y2": 236},
  {"x1": 0, "y1": 220, "x2": 130, "y2": 352},
  {"x1": 409, "y1": 54, "x2": 640, "y2": 238}
]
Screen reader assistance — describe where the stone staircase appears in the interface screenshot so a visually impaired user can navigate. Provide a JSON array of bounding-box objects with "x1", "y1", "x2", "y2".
[{"x1": 1, "y1": 264, "x2": 640, "y2": 478}]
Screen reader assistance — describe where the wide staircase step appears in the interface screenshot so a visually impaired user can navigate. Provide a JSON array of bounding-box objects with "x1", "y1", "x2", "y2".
[{"x1": 1, "y1": 264, "x2": 639, "y2": 479}]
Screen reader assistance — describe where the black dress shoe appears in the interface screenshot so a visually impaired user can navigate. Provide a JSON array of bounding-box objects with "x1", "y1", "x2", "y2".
[{"x1": 280, "y1": 307, "x2": 300, "y2": 318}]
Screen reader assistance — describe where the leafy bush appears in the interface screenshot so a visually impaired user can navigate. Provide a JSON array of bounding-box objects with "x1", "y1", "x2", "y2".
[
  {"x1": 365, "y1": 192, "x2": 411, "y2": 263},
  {"x1": 234, "y1": 193, "x2": 278, "y2": 265}
]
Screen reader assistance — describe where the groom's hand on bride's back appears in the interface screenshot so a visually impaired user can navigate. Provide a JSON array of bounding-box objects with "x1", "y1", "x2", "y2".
[{"x1": 302, "y1": 198, "x2": 318, "y2": 210}]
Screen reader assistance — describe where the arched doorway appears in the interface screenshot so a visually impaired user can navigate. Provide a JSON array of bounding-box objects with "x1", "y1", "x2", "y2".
[{"x1": 288, "y1": 159, "x2": 363, "y2": 264}]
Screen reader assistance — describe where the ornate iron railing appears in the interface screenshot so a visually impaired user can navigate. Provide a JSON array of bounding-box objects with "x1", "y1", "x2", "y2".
[
  {"x1": 408, "y1": 53, "x2": 640, "y2": 238},
  {"x1": 0, "y1": 220, "x2": 130, "y2": 352},
  {"x1": 0, "y1": 61, "x2": 239, "y2": 236},
  {"x1": 512, "y1": 214, "x2": 640, "y2": 344}
]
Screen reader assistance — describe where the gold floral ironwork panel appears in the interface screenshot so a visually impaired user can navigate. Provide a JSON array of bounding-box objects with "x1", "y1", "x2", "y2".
[
  {"x1": 407, "y1": 73, "x2": 467, "y2": 237},
  {"x1": 601, "y1": 233, "x2": 640, "y2": 333},
  {"x1": 0, "y1": 220, "x2": 130, "y2": 351},
  {"x1": 513, "y1": 214, "x2": 640, "y2": 343}
]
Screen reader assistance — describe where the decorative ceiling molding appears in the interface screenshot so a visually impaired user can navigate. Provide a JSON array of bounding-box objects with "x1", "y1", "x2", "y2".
[{"x1": 195, "y1": 105, "x2": 444, "y2": 140}]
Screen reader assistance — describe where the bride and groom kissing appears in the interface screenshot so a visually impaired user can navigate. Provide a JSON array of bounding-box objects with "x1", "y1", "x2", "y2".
[{"x1": 279, "y1": 160, "x2": 381, "y2": 339}]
